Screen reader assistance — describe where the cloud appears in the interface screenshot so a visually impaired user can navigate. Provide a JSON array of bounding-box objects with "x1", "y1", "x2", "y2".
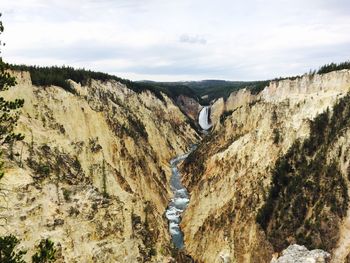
[
  {"x1": 1, "y1": 0, "x2": 350, "y2": 81},
  {"x1": 179, "y1": 34, "x2": 207, "y2": 45}
]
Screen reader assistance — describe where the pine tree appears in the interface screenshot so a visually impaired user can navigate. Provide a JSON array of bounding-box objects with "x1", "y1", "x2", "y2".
[
  {"x1": 0, "y1": 235, "x2": 26, "y2": 263},
  {"x1": 0, "y1": 15, "x2": 26, "y2": 262},
  {"x1": 0, "y1": 13, "x2": 24, "y2": 180},
  {"x1": 32, "y1": 239, "x2": 56, "y2": 263}
]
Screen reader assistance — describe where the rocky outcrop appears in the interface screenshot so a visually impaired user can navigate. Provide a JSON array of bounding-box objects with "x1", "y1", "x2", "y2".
[
  {"x1": 271, "y1": 244, "x2": 330, "y2": 263},
  {"x1": 0, "y1": 71, "x2": 200, "y2": 262},
  {"x1": 180, "y1": 70, "x2": 350, "y2": 263},
  {"x1": 176, "y1": 94, "x2": 201, "y2": 121}
]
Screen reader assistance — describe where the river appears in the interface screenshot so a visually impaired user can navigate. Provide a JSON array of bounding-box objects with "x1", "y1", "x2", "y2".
[
  {"x1": 166, "y1": 105, "x2": 210, "y2": 249},
  {"x1": 165, "y1": 145, "x2": 196, "y2": 249}
]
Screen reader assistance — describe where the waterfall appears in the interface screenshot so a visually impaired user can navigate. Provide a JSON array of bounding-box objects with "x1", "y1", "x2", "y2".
[
  {"x1": 198, "y1": 106, "x2": 212, "y2": 130},
  {"x1": 165, "y1": 105, "x2": 212, "y2": 249}
]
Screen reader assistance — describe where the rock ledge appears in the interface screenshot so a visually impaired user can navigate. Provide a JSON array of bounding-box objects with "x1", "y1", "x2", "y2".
[{"x1": 271, "y1": 244, "x2": 330, "y2": 263}]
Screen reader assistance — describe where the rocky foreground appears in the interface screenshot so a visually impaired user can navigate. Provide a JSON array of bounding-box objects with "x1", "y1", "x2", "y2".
[{"x1": 272, "y1": 245, "x2": 330, "y2": 263}]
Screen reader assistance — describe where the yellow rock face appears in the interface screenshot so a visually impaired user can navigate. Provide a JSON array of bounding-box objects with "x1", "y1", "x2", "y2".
[
  {"x1": 181, "y1": 70, "x2": 350, "y2": 263},
  {"x1": 0, "y1": 71, "x2": 199, "y2": 262},
  {"x1": 3, "y1": 69, "x2": 350, "y2": 263}
]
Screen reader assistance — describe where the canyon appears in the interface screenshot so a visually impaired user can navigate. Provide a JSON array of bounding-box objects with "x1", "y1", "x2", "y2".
[
  {"x1": 1, "y1": 68, "x2": 350, "y2": 263},
  {"x1": 0, "y1": 70, "x2": 199, "y2": 262}
]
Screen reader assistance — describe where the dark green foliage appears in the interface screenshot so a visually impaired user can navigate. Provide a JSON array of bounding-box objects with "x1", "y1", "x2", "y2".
[
  {"x1": 0, "y1": 15, "x2": 24, "y2": 177},
  {"x1": 182, "y1": 138, "x2": 215, "y2": 191},
  {"x1": 8, "y1": 65, "x2": 270, "y2": 104},
  {"x1": 159, "y1": 80, "x2": 270, "y2": 103},
  {"x1": 183, "y1": 149, "x2": 205, "y2": 180},
  {"x1": 0, "y1": 153, "x2": 4, "y2": 180},
  {"x1": 271, "y1": 75, "x2": 303, "y2": 82},
  {"x1": 108, "y1": 113, "x2": 149, "y2": 141},
  {"x1": 0, "y1": 235, "x2": 26, "y2": 263},
  {"x1": 0, "y1": 24, "x2": 24, "y2": 147},
  {"x1": 0, "y1": 13, "x2": 16, "y2": 92},
  {"x1": 37, "y1": 163, "x2": 50, "y2": 176},
  {"x1": 8, "y1": 61, "x2": 350, "y2": 107},
  {"x1": 271, "y1": 110, "x2": 278, "y2": 124},
  {"x1": 185, "y1": 117, "x2": 201, "y2": 135},
  {"x1": 0, "y1": 21, "x2": 25, "y2": 259},
  {"x1": 131, "y1": 203, "x2": 160, "y2": 261},
  {"x1": 30, "y1": 161, "x2": 50, "y2": 178},
  {"x1": 137, "y1": 80, "x2": 270, "y2": 105},
  {"x1": 27, "y1": 145, "x2": 87, "y2": 185},
  {"x1": 8, "y1": 64, "x2": 169, "y2": 101},
  {"x1": 219, "y1": 110, "x2": 234, "y2": 124},
  {"x1": 14, "y1": 61, "x2": 350, "y2": 105},
  {"x1": 32, "y1": 239, "x2": 56, "y2": 263},
  {"x1": 127, "y1": 115, "x2": 148, "y2": 140},
  {"x1": 257, "y1": 93, "x2": 350, "y2": 252},
  {"x1": 8, "y1": 64, "x2": 115, "y2": 94},
  {"x1": 0, "y1": 96, "x2": 24, "y2": 144},
  {"x1": 10, "y1": 65, "x2": 76, "y2": 93},
  {"x1": 139, "y1": 81, "x2": 202, "y2": 102},
  {"x1": 102, "y1": 158, "x2": 107, "y2": 197},
  {"x1": 272, "y1": 128, "x2": 280, "y2": 144},
  {"x1": 0, "y1": 236, "x2": 56, "y2": 263},
  {"x1": 249, "y1": 81, "x2": 270, "y2": 95},
  {"x1": 88, "y1": 137, "x2": 102, "y2": 153},
  {"x1": 62, "y1": 188, "x2": 71, "y2": 202},
  {"x1": 0, "y1": 62, "x2": 16, "y2": 91},
  {"x1": 317, "y1": 61, "x2": 350, "y2": 74}
]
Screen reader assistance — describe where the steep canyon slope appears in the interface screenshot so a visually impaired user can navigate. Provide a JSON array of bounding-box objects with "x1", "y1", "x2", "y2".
[
  {"x1": 0, "y1": 71, "x2": 200, "y2": 262},
  {"x1": 181, "y1": 70, "x2": 350, "y2": 263},
  {"x1": 2, "y1": 68, "x2": 350, "y2": 263}
]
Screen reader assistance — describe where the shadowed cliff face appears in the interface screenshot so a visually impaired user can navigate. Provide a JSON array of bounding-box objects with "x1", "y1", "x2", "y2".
[
  {"x1": 0, "y1": 71, "x2": 200, "y2": 262},
  {"x1": 176, "y1": 94, "x2": 201, "y2": 121},
  {"x1": 180, "y1": 70, "x2": 350, "y2": 263},
  {"x1": 256, "y1": 95, "x2": 350, "y2": 253}
]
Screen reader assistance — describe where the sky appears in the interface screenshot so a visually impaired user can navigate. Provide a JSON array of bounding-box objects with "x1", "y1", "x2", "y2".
[{"x1": 1, "y1": 0, "x2": 350, "y2": 81}]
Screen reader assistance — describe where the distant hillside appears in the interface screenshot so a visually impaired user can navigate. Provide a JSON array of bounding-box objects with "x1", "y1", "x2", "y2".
[
  {"x1": 9, "y1": 61, "x2": 350, "y2": 106},
  {"x1": 8, "y1": 65, "x2": 268, "y2": 105},
  {"x1": 183, "y1": 80, "x2": 269, "y2": 102},
  {"x1": 9, "y1": 64, "x2": 203, "y2": 104},
  {"x1": 144, "y1": 80, "x2": 270, "y2": 104}
]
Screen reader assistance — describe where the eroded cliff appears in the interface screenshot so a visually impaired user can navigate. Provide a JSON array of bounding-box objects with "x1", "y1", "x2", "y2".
[
  {"x1": 0, "y1": 71, "x2": 200, "y2": 262},
  {"x1": 3, "y1": 68, "x2": 350, "y2": 263},
  {"x1": 181, "y1": 70, "x2": 350, "y2": 263}
]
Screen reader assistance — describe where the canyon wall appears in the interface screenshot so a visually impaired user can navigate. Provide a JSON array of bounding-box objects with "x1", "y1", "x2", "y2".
[
  {"x1": 176, "y1": 94, "x2": 201, "y2": 121},
  {"x1": 0, "y1": 71, "x2": 200, "y2": 262},
  {"x1": 2, "y1": 69, "x2": 350, "y2": 263},
  {"x1": 181, "y1": 70, "x2": 350, "y2": 263}
]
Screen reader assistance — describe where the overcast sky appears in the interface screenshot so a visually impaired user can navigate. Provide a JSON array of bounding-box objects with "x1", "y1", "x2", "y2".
[{"x1": 1, "y1": 0, "x2": 350, "y2": 81}]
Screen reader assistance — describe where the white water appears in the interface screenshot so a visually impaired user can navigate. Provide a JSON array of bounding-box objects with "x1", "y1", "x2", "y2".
[
  {"x1": 165, "y1": 146, "x2": 196, "y2": 249},
  {"x1": 198, "y1": 106, "x2": 212, "y2": 130}
]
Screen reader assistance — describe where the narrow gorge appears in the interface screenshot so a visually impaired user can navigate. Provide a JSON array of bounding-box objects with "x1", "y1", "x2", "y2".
[
  {"x1": 2, "y1": 68, "x2": 350, "y2": 263},
  {"x1": 166, "y1": 145, "x2": 196, "y2": 249},
  {"x1": 0, "y1": 70, "x2": 201, "y2": 262},
  {"x1": 2, "y1": 1, "x2": 350, "y2": 262},
  {"x1": 166, "y1": 104, "x2": 212, "y2": 250}
]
